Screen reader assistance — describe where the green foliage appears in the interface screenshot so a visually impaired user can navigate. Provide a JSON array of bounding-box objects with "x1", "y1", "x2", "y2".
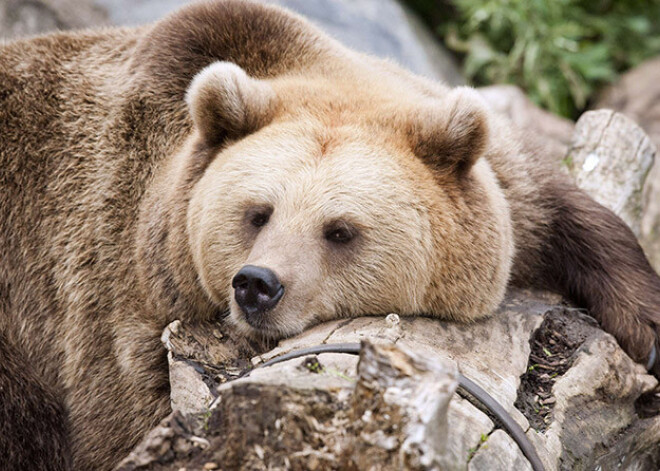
[{"x1": 440, "y1": 0, "x2": 660, "y2": 117}]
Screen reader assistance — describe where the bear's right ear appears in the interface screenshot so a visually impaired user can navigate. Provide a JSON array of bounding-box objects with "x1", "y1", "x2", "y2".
[
  {"x1": 186, "y1": 61, "x2": 278, "y2": 146},
  {"x1": 412, "y1": 87, "x2": 490, "y2": 178}
]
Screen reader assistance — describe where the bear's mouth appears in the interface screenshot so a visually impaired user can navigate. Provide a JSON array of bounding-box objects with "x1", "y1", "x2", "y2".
[
  {"x1": 243, "y1": 293, "x2": 283, "y2": 330},
  {"x1": 228, "y1": 300, "x2": 312, "y2": 342},
  {"x1": 228, "y1": 299, "x2": 285, "y2": 338}
]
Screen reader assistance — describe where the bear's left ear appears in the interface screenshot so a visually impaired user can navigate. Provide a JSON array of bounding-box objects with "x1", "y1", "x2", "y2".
[
  {"x1": 186, "y1": 61, "x2": 278, "y2": 146},
  {"x1": 413, "y1": 87, "x2": 490, "y2": 177}
]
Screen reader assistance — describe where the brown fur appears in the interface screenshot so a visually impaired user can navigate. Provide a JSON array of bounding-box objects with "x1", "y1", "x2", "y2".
[{"x1": 0, "y1": 1, "x2": 659, "y2": 469}]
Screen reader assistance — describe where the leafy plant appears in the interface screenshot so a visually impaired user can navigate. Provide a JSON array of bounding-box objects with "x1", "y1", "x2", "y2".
[{"x1": 435, "y1": 0, "x2": 660, "y2": 118}]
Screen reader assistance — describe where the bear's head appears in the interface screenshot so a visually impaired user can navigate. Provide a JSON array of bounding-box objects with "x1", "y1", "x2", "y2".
[{"x1": 183, "y1": 61, "x2": 513, "y2": 338}]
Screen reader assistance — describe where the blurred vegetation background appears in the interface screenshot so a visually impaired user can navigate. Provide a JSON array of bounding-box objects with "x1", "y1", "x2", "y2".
[{"x1": 404, "y1": 0, "x2": 660, "y2": 118}]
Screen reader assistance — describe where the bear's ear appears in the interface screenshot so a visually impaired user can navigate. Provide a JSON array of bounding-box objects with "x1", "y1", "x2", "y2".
[
  {"x1": 413, "y1": 87, "x2": 490, "y2": 177},
  {"x1": 186, "y1": 61, "x2": 278, "y2": 146}
]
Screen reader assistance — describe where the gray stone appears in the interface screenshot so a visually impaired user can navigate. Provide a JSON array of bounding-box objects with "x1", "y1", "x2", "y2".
[
  {"x1": 265, "y1": 0, "x2": 464, "y2": 84},
  {"x1": 93, "y1": 0, "x2": 187, "y2": 25},
  {"x1": 0, "y1": 0, "x2": 108, "y2": 39},
  {"x1": 565, "y1": 110, "x2": 657, "y2": 236}
]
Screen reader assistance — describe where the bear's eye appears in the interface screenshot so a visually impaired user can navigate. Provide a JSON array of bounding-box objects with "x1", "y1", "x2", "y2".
[
  {"x1": 246, "y1": 206, "x2": 272, "y2": 229},
  {"x1": 324, "y1": 222, "x2": 356, "y2": 245},
  {"x1": 251, "y1": 212, "x2": 270, "y2": 228}
]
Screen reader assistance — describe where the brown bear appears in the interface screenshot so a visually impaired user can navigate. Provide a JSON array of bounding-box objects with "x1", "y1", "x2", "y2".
[{"x1": 0, "y1": 1, "x2": 658, "y2": 469}]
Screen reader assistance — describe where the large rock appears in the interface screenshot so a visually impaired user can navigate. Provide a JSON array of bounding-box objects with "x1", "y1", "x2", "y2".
[
  {"x1": 117, "y1": 290, "x2": 660, "y2": 470},
  {"x1": 0, "y1": 0, "x2": 107, "y2": 39}
]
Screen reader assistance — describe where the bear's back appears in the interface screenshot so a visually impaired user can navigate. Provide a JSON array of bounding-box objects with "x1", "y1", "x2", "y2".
[{"x1": 0, "y1": 29, "x2": 142, "y2": 376}]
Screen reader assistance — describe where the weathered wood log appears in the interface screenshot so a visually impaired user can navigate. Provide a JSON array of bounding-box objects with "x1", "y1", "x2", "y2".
[
  {"x1": 116, "y1": 290, "x2": 660, "y2": 471},
  {"x1": 117, "y1": 339, "x2": 461, "y2": 470},
  {"x1": 591, "y1": 57, "x2": 660, "y2": 273},
  {"x1": 642, "y1": 160, "x2": 660, "y2": 272},
  {"x1": 565, "y1": 109, "x2": 657, "y2": 236}
]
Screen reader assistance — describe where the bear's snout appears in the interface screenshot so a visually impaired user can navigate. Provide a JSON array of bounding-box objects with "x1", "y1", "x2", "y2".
[{"x1": 232, "y1": 265, "x2": 285, "y2": 327}]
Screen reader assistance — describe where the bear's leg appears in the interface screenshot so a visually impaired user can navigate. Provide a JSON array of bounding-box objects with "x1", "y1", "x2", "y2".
[
  {"x1": 0, "y1": 333, "x2": 72, "y2": 470},
  {"x1": 520, "y1": 178, "x2": 660, "y2": 376}
]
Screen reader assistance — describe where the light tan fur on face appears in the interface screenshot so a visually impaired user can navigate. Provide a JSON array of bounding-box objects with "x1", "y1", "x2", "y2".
[
  {"x1": 185, "y1": 63, "x2": 514, "y2": 337},
  {"x1": 188, "y1": 119, "x2": 435, "y2": 337}
]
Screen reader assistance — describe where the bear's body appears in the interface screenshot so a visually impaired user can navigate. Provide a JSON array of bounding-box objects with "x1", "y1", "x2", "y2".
[{"x1": 1, "y1": 1, "x2": 659, "y2": 469}]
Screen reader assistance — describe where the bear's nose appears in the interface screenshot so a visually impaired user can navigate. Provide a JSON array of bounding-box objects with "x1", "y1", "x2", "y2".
[{"x1": 231, "y1": 265, "x2": 284, "y2": 327}]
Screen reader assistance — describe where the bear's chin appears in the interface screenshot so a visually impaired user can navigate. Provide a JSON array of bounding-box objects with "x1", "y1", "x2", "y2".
[{"x1": 227, "y1": 307, "x2": 306, "y2": 341}]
